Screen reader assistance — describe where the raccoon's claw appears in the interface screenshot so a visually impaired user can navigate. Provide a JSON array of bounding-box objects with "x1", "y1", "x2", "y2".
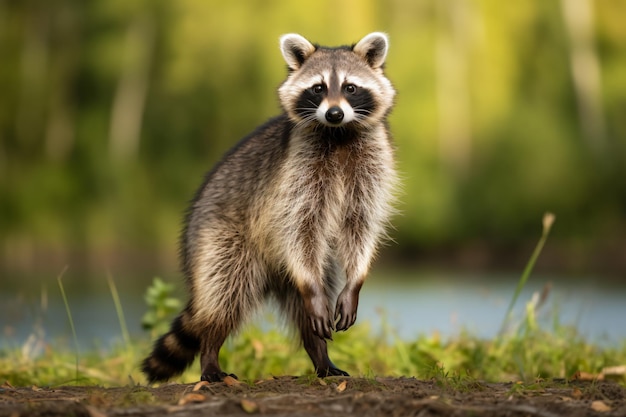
[
  {"x1": 310, "y1": 316, "x2": 334, "y2": 340},
  {"x1": 334, "y1": 309, "x2": 356, "y2": 332},
  {"x1": 334, "y1": 284, "x2": 362, "y2": 331}
]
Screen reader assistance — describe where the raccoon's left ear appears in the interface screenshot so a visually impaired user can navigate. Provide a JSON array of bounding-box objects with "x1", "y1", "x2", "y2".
[
  {"x1": 353, "y1": 32, "x2": 389, "y2": 69},
  {"x1": 280, "y1": 34, "x2": 316, "y2": 71}
]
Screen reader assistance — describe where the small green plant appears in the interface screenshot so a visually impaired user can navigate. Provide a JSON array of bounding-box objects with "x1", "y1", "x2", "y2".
[
  {"x1": 498, "y1": 212, "x2": 555, "y2": 336},
  {"x1": 141, "y1": 277, "x2": 182, "y2": 338}
]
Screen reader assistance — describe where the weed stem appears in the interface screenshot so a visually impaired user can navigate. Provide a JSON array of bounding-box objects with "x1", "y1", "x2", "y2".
[{"x1": 498, "y1": 212, "x2": 556, "y2": 336}]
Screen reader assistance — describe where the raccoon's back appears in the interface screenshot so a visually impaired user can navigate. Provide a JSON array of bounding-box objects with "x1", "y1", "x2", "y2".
[
  {"x1": 191, "y1": 115, "x2": 290, "y2": 211},
  {"x1": 180, "y1": 115, "x2": 292, "y2": 273}
]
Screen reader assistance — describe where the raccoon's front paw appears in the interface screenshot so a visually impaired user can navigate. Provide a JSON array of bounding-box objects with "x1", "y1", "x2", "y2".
[
  {"x1": 302, "y1": 287, "x2": 334, "y2": 340},
  {"x1": 309, "y1": 312, "x2": 334, "y2": 340},
  {"x1": 334, "y1": 283, "x2": 362, "y2": 331}
]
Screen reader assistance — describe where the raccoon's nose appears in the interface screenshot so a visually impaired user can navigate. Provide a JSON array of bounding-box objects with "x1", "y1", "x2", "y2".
[{"x1": 325, "y1": 106, "x2": 344, "y2": 124}]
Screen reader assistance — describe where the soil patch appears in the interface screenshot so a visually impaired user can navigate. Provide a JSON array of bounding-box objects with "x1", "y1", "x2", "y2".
[{"x1": 1, "y1": 377, "x2": 624, "y2": 417}]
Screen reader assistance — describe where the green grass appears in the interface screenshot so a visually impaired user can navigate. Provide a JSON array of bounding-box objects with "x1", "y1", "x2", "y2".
[
  {"x1": 1, "y1": 314, "x2": 625, "y2": 388},
  {"x1": 1, "y1": 213, "x2": 625, "y2": 387}
]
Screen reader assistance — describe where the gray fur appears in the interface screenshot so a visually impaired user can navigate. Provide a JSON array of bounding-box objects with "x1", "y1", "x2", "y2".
[{"x1": 142, "y1": 32, "x2": 398, "y2": 383}]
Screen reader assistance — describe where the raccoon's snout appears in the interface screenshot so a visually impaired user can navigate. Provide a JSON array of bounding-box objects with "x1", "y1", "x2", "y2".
[{"x1": 325, "y1": 106, "x2": 344, "y2": 124}]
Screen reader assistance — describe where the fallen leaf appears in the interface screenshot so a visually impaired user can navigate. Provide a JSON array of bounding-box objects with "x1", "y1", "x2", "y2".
[
  {"x1": 193, "y1": 381, "x2": 210, "y2": 391},
  {"x1": 317, "y1": 378, "x2": 327, "y2": 386},
  {"x1": 86, "y1": 392, "x2": 109, "y2": 408},
  {"x1": 178, "y1": 393, "x2": 206, "y2": 405},
  {"x1": 602, "y1": 365, "x2": 626, "y2": 375},
  {"x1": 251, "y1": 339, "x2": 264, "y2": 359},
  {"x1": 224, "y1": 375, "x2": 242, "y2": 386},
  {"x1": 571, "y1": 388, "x2": 582, "y2": 399},
  {"x1": 85, "y1": 405, "x2": 108, "y2": 417},
  {"x1": 571, "y1": 371, "x2": 601, "y2": 381},
  {"x1": 1, "y1": 381, "x2": 14, "y2": 389},
  {"x1": 601, "y1": 365, "x2": 626, "y2": 381},
  {"x1": 336, "y1": 380, "x2": 347, "y2": 392},
  {"x1": 31, "y1": 385, "x2": 42, "y2": 391},
  {"x1": 241, "y1": 398, "x2": 259, "y2": 413},
  {"x1": 590, "y1": 400, "x2": 611, "y2": 412}
]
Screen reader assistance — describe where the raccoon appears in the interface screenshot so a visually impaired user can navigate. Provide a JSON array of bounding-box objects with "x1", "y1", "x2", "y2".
[{"x1": 142, "y1": 32, "x2": 398, "y2": 383}]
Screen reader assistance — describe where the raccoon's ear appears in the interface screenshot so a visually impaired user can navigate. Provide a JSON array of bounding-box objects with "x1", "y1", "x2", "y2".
[
  {"x1": 280, "y1": 34, "x2": 316, "y2": 71},
  {"x1": 353, "y1": 32, "x2": 389, "y2": 69}
]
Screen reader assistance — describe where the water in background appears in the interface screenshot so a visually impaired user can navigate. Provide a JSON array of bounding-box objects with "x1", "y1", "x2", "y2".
[
  {"x1": 360, "y1": 273, "x2": 626, "y2": 343},
  {"x1": 1, "y1": 271, "x2": 625, "y2": 351}
]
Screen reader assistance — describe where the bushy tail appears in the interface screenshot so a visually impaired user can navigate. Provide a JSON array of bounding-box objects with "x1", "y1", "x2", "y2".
[{"x1": 141, "y1": 308, "x2": 200, "y2": 383}]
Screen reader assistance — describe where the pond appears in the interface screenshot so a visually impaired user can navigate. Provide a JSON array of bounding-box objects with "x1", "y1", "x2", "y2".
[{"x1": 1, "y1": 271, "x2": 624, "y2": 351}]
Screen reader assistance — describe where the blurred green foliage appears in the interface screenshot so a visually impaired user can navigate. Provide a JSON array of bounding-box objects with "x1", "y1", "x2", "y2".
[
  {"x1": 1, "y1": 0, "x2": 625, "y2": 271},
  {"x1": 141, "y1": 277, "x2": 182, "y2": 338}
]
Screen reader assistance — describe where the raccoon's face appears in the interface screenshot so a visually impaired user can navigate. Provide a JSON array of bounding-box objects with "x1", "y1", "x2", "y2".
[{"x1": 278, "y1": 33, "x2": 395, "y2": 130}]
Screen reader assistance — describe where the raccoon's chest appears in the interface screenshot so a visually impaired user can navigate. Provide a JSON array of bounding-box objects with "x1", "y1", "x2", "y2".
[
  {"x1": 252, "y1": 126, "x2": 393, "y2": 254},
  {"x1": 279, "y1": 139, "x2": 370, "y2": 225}
]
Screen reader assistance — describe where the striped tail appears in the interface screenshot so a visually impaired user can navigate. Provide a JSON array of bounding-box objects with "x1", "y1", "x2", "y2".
[{"x1": 141, "y1": 308, "x2": 200, "y2": 383}]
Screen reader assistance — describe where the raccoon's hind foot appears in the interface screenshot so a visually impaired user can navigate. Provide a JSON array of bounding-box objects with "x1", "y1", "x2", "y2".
[
  {"x1": 201, "y1": 371, "x2": 238, "y2": 383},
  {"x1": 317, "y1": 366, "x2": 350, "y2": 378},
  {"x1": 199, "y1": 333, "x2": 238, "y2": 383},
  {"x1": 200, "y1": 345, "x2": 237, "y2": 382}
]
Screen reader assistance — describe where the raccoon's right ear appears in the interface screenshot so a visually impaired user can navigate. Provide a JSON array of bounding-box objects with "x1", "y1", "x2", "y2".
[
  {"x1": 280, "y1": 34, "x2": 316, "y2": 71},
  {"x1": 353, "y1": 32, "x2": 389, "y2": 69}
]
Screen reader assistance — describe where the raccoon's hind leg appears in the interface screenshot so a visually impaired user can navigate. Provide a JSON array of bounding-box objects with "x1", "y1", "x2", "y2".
[
  {"x1": 189, "y1": 235, "x2": 267, "y2": 382},
  {"x1": 195, "y1": 278, "x2": 264, "y2": 382},
  {"x1": 301, "y1": 316, "x2": 349, "y2": 377},
  {"x1": 199, "y1": 328, "x2": 236, "y2": 382},
  {"x1": 272, "y1": 268, "x2": 349, "y2": 377}
]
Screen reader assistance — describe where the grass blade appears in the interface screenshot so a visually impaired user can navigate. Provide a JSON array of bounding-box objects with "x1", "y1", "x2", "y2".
[
  {"x1": 57, "y1": 266, "x2": 80, "y2": 381},
  {"x1": 107, "y1": 272, "x2": 131, "y2": 350},
  {"x1": 498, "y1": 212, "x2": 556, "y2": 336}
]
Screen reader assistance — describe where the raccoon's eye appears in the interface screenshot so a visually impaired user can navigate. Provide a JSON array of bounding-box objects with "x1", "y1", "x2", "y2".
[
  {"x1": 344, "y1": 84, "x2": 357, "y2": 94},
  {"x1": 311, "y1": 84, "x2": 325, "y2": 94}
]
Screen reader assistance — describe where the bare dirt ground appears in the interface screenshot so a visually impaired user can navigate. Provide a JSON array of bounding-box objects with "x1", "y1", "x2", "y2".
[{"x1": 1, "y1": 377, "x2": 624, "y2": 417}]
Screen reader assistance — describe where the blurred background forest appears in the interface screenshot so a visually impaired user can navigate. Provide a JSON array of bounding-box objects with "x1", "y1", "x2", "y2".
[{"x1": 1, "y1": 0, "x2": 625, "y2": 284}]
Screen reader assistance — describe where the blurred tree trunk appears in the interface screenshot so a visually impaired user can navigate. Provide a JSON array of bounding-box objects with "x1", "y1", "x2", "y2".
[
  {"x1": 435, "y1": 0, "x2": 473, "y2": 176},
  {"x1": 15, "y1": 5, "x2": 49, "y2": 154},
  {"x1": 108, "y1": 15, "x2": 155, "y2": 161},
  {"x1": 45, "y1": 5, "x2": 79, "y2": 162},
  {"x1": 560, "y1": 0, "x2": 606, "y2": 156}
]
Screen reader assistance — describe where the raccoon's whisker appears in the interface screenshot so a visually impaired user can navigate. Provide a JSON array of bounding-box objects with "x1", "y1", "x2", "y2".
[
  {"x1": 292, "y1": 109, "x2": 317, "y2": 125},
  {"x1": 353, "y1": 108, "x2": 373, "y2": 116},
  {"x1": 351, "y1": 117, "x2": 374, "y2": 131},
  {"x1": 294, "y1": 114, "x2": 318, "y2": 130},
  {"x1": 294, "y1": 108, "x2": 316, "y2": 115}
]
